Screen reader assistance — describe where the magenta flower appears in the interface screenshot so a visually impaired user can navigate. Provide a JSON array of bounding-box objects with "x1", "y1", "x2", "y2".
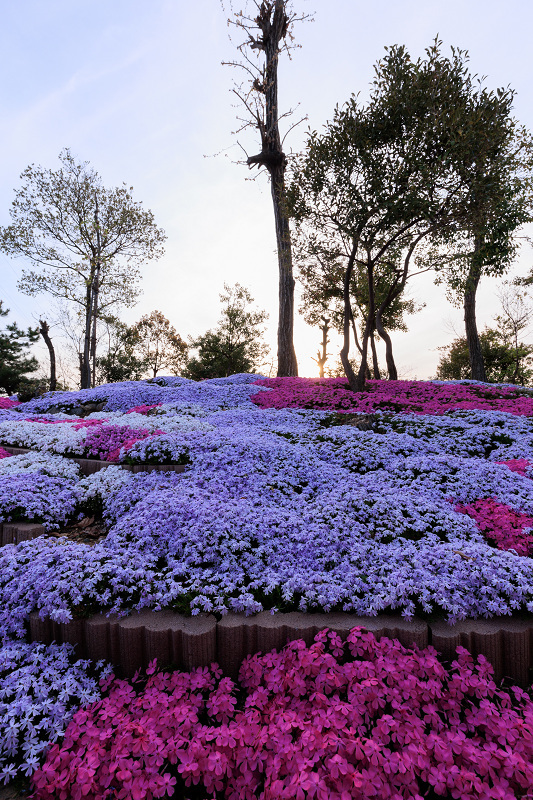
[
  {"x1": 456, "y1": 498, "x2": 533, "y2": 556},
  {"x1": 30, "y1": 628, "x2": 533, "y2": 800},
  {"x1": 251, "y1": 377, "x2": 533, "y2": 416}
]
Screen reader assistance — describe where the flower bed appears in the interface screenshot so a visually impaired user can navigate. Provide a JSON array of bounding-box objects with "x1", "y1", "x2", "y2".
[
  {"x1": 1, "y1": 374, "x2": 533, "y2": 794},
  {"x1": 29, "y1": 628, "x2": 533, "y2": 800}
]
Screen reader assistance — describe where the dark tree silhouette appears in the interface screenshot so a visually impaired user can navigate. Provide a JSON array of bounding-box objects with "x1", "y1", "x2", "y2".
[{"x1": 222, "y1": 0, "x2": 313, "y2": 377}]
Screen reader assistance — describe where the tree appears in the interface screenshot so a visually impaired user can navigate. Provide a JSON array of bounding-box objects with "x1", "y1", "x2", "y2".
[
  {"x1": 436, "y1": 285, "x2": 533, "y2": 385},
  {"x1": 493, "y1": 284, "x2": 533, "y2": 384},
  {"x1": 133, "y1": 311, "x2": 188, "y2": 378},
  {"x1": 297, "y1": 246, "x2": 423, "y2": 380},
  {"x1": 431, "y1": 117, "x2": 533, "y2": 381},
  {"x1": 222, "y1": 0, "x2": 313, "y2": 377},
  {"x1": 436, "y1": 329, "x2": 533, "y2": 385},
  {"x1": 38, "y1": 319, "x2": 57, "y2": 392},
  {"x1": 288, "y1": 42, "x2": 496, "y2": 391},
  {"x1": 0, "y1": 301, "x2": 39, "y2": 396},
  {"x1": 288, "y1": 41, "x2": 530, "y2": 391},
  {"x1": 311, "y1": 316, "x2": 330, "y2": 378},
  {"x1": 0, "y1": 148, "x2": 167, "y2": 389},
  {"x1": 184, "y1": 283, "x2": 269, "y2": 379},
  {"x1": 95, "y1": 316, "x2": 148, "y2": 384}
]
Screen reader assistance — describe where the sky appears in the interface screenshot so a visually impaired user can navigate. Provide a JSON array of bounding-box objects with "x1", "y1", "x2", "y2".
[{"x1": 1, "y1": 0, "x2": 533, "y2": 384}]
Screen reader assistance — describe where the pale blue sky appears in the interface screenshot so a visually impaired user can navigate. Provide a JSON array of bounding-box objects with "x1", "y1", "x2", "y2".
[{"x1": 1, "y1": 0, "x2": 532, "y2": 381}]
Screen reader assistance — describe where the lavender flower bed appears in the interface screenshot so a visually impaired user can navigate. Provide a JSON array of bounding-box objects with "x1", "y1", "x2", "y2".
[
  {"x1": 0, "y1": 375, "x2": 532, "y2": 639},
  {"x1": 0, "y1": 640, "x2": 111, "y2": 784},
  {"x1": 1, "y1": 374, "x2": 533, "y2": 791}
]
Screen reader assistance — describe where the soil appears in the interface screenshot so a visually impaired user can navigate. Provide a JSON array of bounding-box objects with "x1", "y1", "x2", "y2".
[
  {"x1": 0, "y1": 782, "x2": 31, "y2": 799},
  {"x1": 45, "y1": 516, "x2": 108, "y2": 545}
]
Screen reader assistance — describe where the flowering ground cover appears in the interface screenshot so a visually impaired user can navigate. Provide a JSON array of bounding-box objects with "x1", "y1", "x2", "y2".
[
  {"x1": 29, "y1": 629, "x2": 533, "y2": 800},
  {"x1": 0, "y1": 374, "x2": 533, "y2": 795}
]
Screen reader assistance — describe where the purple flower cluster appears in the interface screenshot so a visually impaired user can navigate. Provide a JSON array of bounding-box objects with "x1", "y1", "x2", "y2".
[
  {"x1": 0, "y1": 474, "x2": 78, "y2": 529},
  {"x1": 0, "y1": 640, "x2": 110, "y2": 784},
  {"x1": 1, "y1": 375, "x2": 533, "y2": 790},
  {"x1": 0, "y1": 375, "x2": 532, "y2": 634}
]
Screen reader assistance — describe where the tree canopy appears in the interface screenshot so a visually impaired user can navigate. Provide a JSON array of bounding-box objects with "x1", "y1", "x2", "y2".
[
  {"x1": 183, "y1": 283, "x2": 269, "y2": 379},
  {"x1": 0, "y1": 149, "x2": 167, "y2": 388},
  {"x1": 133, "y1": 311, "x2": 188, "y2": 378},
  {"x1": 287, "y1": 40, "x2": 533, "y2": 391}
]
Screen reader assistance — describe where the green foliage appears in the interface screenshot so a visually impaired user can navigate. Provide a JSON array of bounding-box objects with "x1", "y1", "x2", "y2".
[
  {"x1": 287, "y1": 39, "x2": 533, "y2": 390},
  {"x1": 183, "y1": 284, "x2": 269, "y2": 380},
  {"x1": 437, "y1": 285, "x2": 533, "y2": 385},
  {"x1": 0, "y1": 148, "x2": 167, "y2": 387},
  {"x1": 96, "y1": 312, "x2": 187, "y2": 383},
  {"x1": 0, "y1": 301, "x2": 39, "y2": 396},
  {"x1": 436, "y1": 328, "x2": 533, "y2": 385},
  {"x1": 95, "y1": 317, "x2": 147, "y2": 384},
  {"x1": 133, "y1": 310, "x2": 188, "y2": 378}
]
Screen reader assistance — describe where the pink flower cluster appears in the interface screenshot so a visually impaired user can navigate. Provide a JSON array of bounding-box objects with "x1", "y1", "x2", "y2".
[
  {"x1": 0, "y1": 398, "x2": 20, "y2": 409},
  {"x1": 496, "y1": 459, "x2": 532, "y2": 477},
  {"x1": 456, "y1": 498, "x2": 533, "y2": 556},
  {"x1": 251, "y1": 378, "x2": 533, "y2": 416},
  {"x1": 127, "y1": 405, "x2": 162, "y2": 415},
  {"x1": 0, "y1": 447, "x2": 13, "y2": 459},
  {"x1": 31, "y1": 628, "x2": 533, "y2": 800},
  {"x1": 24, "y1": 418, "x2": 102, "y2": 429},
  {"x1": 71, "y1": 419, "x2": 105, "y2": 431},
  {"x1": 83, "y1": 425, "x2": 155, "y2": 463},
  {"x1": 0, "y1": 397, "x2": 20, "y2": 409}
]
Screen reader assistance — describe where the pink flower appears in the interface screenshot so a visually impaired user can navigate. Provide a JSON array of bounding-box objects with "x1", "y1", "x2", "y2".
[{"x1": 30, "y1": 627, "x2": 533, "y2": 800}]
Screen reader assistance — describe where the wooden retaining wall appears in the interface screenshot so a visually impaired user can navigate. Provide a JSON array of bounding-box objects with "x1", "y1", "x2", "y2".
[
  {"x1": 24, "y1": 607, "x2": 533, "y2": 687},
  {"x1": 0, "y1": 446, "x2": 188, "y2": 476}
]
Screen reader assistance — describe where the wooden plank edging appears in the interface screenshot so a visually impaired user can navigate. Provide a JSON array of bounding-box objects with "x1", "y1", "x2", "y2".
[
  {"x1": 0, "y1": 446, "x2": 187, "y2": 475},
  {"x1": 25, "y1": 608, "x2": 533, "y2": 686}
]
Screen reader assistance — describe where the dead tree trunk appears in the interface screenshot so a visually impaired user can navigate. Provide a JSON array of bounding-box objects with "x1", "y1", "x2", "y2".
[
  {"x1": 90, "y1": 193, "x2": 102, "y2": 388},
  {"x1": 312, "y1": 316, "x2": 330, "y2": 377},
  {"x1": 38, "y1": 319, "x2": 56, "y2": 392},
  {"x1": 224, "y1": 0, "x2": 312, "y2": 377}
]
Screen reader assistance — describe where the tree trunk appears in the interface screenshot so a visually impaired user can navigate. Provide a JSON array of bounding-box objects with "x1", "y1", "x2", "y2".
[
  {"x1": 81, "y1": 280, "x2": 93, "y2": 389},
  {"x1": 350, "y1": 311, "x2": 371, "y2": 379},
  {"x1": 244, "y1": 1, "x2": 297, "y2": 377},
  {"x1": 313, "y1": 317, "x2": 330, "y2": 378},
  {"x1": 369, "y1": 331, "x2": 381, "y2": 380},
  {"x1": 90, "y1": 193, "x2": 102, "y2": 389},
  {"x1": 464, "y1": 237, "x2": 487, "y2": 382},
  {"x1": 270, "y1": 163, "x2": 298, "y2": 376},
  {"x1": 341, "y1": 246, "x2": 363, "y2": 391},
  {"x1": 39, "y1": 320, "x2": 56, "y2": 391},
  {"x1": 375, "y1": 310, "x2": 398, "y2": 380},
  {"x1": 352, "y1": 261, "x2": 376, "y2": 391}
]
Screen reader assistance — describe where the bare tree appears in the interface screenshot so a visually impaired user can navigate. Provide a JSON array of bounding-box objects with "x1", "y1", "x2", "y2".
[
  {"x1": 496, "y1": 284, "x2": 533, "y2": 384},
  {"x1": 311, "y1": 316, "x2": 330, "y2": 378},
  {"x1": 221, "y1": 0, "x2": 313, "y2": 377},
  {"x1": 38, "y1": 320, "x2": 57, "y2": 392}
]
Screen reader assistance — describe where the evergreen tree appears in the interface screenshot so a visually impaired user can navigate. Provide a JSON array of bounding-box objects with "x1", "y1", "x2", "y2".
[
  {"x1": 0, "y1": 301, "x2": 39, "y2": 395},
  {"x1": 184, "y1": 284, "x2": 269, "y2": 379}
]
